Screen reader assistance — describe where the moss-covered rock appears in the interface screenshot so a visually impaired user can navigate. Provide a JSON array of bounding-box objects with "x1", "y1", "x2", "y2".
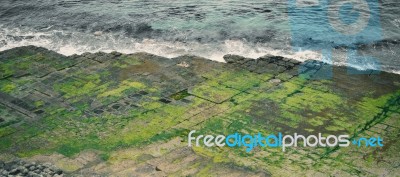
[{"x1": 0, "y1": 46, "x2": 399, "y2": 176}]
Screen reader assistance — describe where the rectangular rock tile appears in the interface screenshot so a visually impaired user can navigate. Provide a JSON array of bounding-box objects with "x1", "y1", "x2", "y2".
[{"x1": 189, "y1": 83, "x2": 241, "y2": 104}]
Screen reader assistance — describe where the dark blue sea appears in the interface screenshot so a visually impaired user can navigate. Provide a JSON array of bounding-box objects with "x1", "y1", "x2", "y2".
[{"x1": 0, "y1": 0, "x2": 399, "y2": 73}]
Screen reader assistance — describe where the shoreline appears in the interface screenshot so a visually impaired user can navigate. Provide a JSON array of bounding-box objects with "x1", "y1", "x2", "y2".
[{"x1": 1, "y1": 45, "x2": 396, "y2": 76}]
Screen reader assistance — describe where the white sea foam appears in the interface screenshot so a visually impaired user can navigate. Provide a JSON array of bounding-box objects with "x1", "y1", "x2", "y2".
[
  {"x1": 0, "y1": 27, "x2": 321, "y2": 62},
  {"x1": 0, "y1": 26, "x2": 398, "y2": 74}
]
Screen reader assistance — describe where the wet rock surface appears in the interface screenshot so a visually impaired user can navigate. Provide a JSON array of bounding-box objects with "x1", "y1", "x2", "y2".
[
  {"x1": 0, "y1": 46, "x2": 399, "y2": 176},
  {"x1": 0, "y1": 159, "x2": 63, "y2": 177}
]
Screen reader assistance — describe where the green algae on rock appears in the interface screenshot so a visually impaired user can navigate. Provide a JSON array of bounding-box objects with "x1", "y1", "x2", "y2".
[{"x1": 0, "y1": 46, "x2": 399, "y2": 176}]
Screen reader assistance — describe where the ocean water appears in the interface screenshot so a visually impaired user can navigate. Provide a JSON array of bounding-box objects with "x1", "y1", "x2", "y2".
[{"x1": 0, "y1": 0, "x2": 399, "y2": 73}]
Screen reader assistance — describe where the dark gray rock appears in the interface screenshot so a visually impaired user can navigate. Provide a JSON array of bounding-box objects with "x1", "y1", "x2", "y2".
[
  {"x1": 55, "y1": 169, "x2": 63, "y2": 175},
  {"x1": 0, "y1": 160, "x2": 63, "y2": 177},
  {"x1": 27, "y1": 171, "x2": 37, "y2": 177},
  {"x1": 111, "y1": 51, "x2": 122, "y2": 57},
  {"x1": 9, "y1": 168, "x2": 20, "y2": 175},
  {"x1": 223, "y1": 54, "x2": 248, "y2": 64},
  {"x1": 1, "y1": 170, "x2": 8, "y2": 176}
]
